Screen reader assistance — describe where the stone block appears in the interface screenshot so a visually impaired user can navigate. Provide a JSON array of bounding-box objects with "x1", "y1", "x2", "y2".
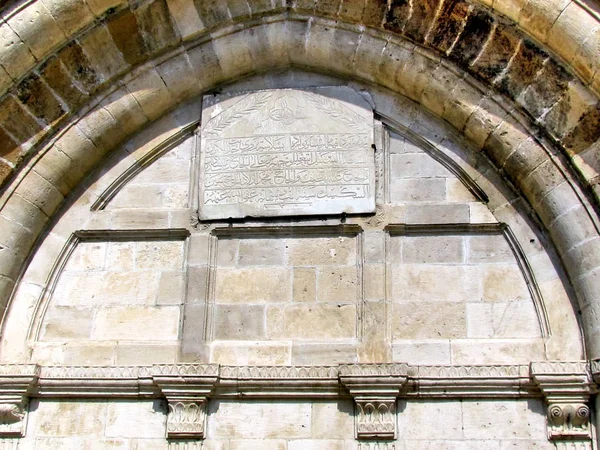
[
  {"x1": 209, "y1": 401, "x2": 311, "y2": 439},
  {"x1": 450, "y1": 338, "x2": 545, "y2": 364},
  {"x1": 28, "y1": 400, "x2": 107, "y2": 437},
  {"x1": 466, "y1": 301, "x2": 542, "y2": 338},
  {"x1": 481, "y1": 264, "x2": 529, "y2": 302},
  {"x1": 7, "y1": 1, "x2": 66, "y2": 60},
  {"x1": 101, "y1": 87, "x2": 149, "y2": 136},
  {"x1": 127, "y1": 68, "x2": 174, "y2": 121},
  {"x1": 292, "y1": 343, "x2": 357, "y2": 364},
  {"x1": 77, "y1": 106, "x2": 126, "y2": 151},
  {"x1": 237, "y1": 238, "x2": 285, "y2": 266},
  {"x1": 156, "y1": 271, "x2": 184, "y2": 305},
  {"x1": 105, "y1": 242, "x2": 134, "y2": 271},
  {"x1": 286, "y1": 237, "x2": 356, "y2": 266},
  {"x1": 462, "y1": 399, "x2": 547, "y2": 439},
  {"x1": 363, "y1": 264, "x2": 385, "y2": 301},
  {"x1": 116, "y1": 344, "x2": 176, "y2": 364},
  {"x1": 390, "y1": 178, "x2": 447, "y2": 203},
  {"x1": 216, "y1": 238, "x2": 238, "y2": 266},
  {"x1": 40, "y1": 306, "x2": 93, "y2": 341},
  {"x1": 288, "y1": 440, "x2": 345, "y2": 450},
  {"x1": 16, "y1": 73, "x2": 66, "y2": 125},
  {"x1": 0, "y1": 22, "x2": 37, "y2": 79},
  {"x1": 267, "y1": 304, "x2": 356, "y2": 339},
  {"x1": 166, "y1": 0, "x2": 205, "y2": 40},
  {"x1": 391, "y1": 264, "x2": 481, "y2": 302},
  {"x1": 466, "y1": 234, "x2": 513, "y2": 263},
  {"x1": 401, "y1": 236, "x2": 465, "y2": 264},
  {"x1": 392, "y1": 340, "x2": 451, "y2": 364},
  {"x1": 210, "y1": 342, "x2": 291, "y2": 365},
  {"x1": 213, "y1": 304, "x2": 266, "y2": 340},
  {"x1": 77, "y1": 24, "x2": 129, "y2": 83},
  {"x1": 397, "y1": 400, "x2": 463, "y2": 439},
  {"x1": 316, "y1": 266, "x2": 358, "y2": 302},
  {"x1": 364, "y1": 231, "x2": 384, "y2": 263},
  {"x1": 310, "y1": 400, "x2": 354, "y2": 439},
  {"x1": 0, "y1": 94, "x2": 44, "y2": 145},
  {"x1": 105, "y1": 400, "x2": 166, "y2": 438},
  {"x1": 135, "y1": 241, "x2": 184, "y2": 269},
  {"x1": 215, "y1": 268, "x2": 291, "y2": 303},
  {"x1": 41, "y1": 0, "x2": 95, "y2": 36},
  {"x1": 188, "y1": 234, "x2": 210, "y2": 265},
  {"x1": 293, "y1": 267, "x2": 316, "y2": 302},
  {"x1": 212, "y1": 31, "x2": 253, "y2": 80},
  {"x1": 33, "y1": 148, "x2": 85, "y2": 196},
  {"x1": 93, "y1": 306, "x2": 180, "y2": 340},
  {"x1": 230, "y1": 440, "x2": 285, "y2": 450},
  {"x1": 133, "y1": 0, "x2": 179, "y2": 53},
  {"x1": 156, "y1": 50, "x2": 202, "y2": 102},
  {"x1": 392, "y1": 302, "x2": 466, "y2": 339},
  {"x1": 187, "y1": 40, "x2": 224, "y2": 89},
  {"x1": 85, "y1": 0, "x2": 124, "y2": 16},
  {"x1": 442, "y1": 78, "x2": 482, "y2": 133},
  {"x1": 450, "y1": 6, "x2": 494, "y2": 66},
  {"x1": 404, "y1": 204, "x2": 469, "y2": 223}
]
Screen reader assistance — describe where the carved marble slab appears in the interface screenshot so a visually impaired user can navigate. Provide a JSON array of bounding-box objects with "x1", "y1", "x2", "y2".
[{"x1": 199, "y1": 87, "x2": 376, "y2": 220}]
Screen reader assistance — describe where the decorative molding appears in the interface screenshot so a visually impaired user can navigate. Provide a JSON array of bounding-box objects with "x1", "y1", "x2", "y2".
[
  {"x1": 0, "y1": 365, "x2": 39, "y2": 437},
  {"x1": 152, "y1": 364, "x2": 218, "y2": 440},
  {"x1": 531, "y1": 361, "x2": 592, "y2": 442},
  {"x1": 91, "y1": 121, "x2": 199, "y2": 211},
  {"x1": 339, "y1": 364, "x2": 408, "y2": 440}
]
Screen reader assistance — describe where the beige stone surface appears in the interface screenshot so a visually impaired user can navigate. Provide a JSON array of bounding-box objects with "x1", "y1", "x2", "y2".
[
  {"x1": 215, "y1": 268, "x2": 291, "y2": 303},
  {"x1": 286, "y1": 236, "x2": 356, "y2": 266},
  {"x1": 267, "y1": 304, "x2": 356, "y2": 340},
  {"x1": 93, "y1": 306, "x2": 180, "y2": 340}
]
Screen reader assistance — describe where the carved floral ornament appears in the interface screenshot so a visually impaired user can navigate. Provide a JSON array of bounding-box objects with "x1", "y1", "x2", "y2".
[{"x1": 0, "y1": 362, "x2": 597, "y2": 442}]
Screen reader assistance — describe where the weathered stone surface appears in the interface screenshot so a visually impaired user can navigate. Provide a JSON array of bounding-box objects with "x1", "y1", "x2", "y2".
[
  {"x1": 496, "y1": 39, "x2": 547, "y2": 99},
  {"x1": 450, "y1": 7, "x2": 494, "y2": 66},
  {"x1": 106, "y1": 8, "x2": 148, "y2": 66},
  {"x1": 199, "y1": 87, "x2": 375, "y2": 219},
  {"x1": 429, "y1": 0, "x2": 470, "y2": 52},
  {"x1": 16, "y1": 73, "x2": 66, "y2": 125}
]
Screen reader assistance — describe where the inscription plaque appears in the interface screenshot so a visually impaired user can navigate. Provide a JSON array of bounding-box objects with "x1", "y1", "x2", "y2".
[{"x1": 199, "y1": 87, "x2": 375, "y2": 220}]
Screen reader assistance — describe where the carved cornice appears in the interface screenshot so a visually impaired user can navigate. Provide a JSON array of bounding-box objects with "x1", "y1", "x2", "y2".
[{"x1": 0, "y1": 365, "x2": 38, "y2": 437}]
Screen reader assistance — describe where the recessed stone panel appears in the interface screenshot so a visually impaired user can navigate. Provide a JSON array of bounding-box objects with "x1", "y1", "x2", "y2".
[{"x1": 199, "y1": 87, "x2": 375, "y2": 219}]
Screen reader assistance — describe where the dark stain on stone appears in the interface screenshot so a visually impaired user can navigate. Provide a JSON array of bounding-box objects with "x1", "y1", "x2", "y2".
[
  {"x1": 187, "y1": 40, "x2": 224, "y2": 87},
  {"x1": 57, "y1": 42, "x2": 100, "y2": 94},
  {"x1": 471, "y1": 24, "x2": 520, "y2": 84},
  {"x1": 450, "y1": 6, "x2": 494, "y2": 66},
  {"x1": 429, "y1": 0, "x2": 470, "y2": 52},
  {"x1": 519, "y1": 59, "x2": 572, "y2": 120},
  {"x1": 0, "y1": 159, "x2": 14, "y2": 187},
  {"x1": 106, "y1": 8, "x2": 148, "y2": 66},
  {"x1": 134, "y1": 0, "x2": 180, "y2": 54},
  {"x1": 562, "y1": 102, "x2": 600, "y2": 154},
  {"x1": 0, "y1": 126, "x2": 18, "y2": 162},
  {"x1": 0, "y1": 95, "x2": 44, "y2": 144},
  {"x1": 39, "y1": 56, "x2": 87, "y2": 110},
  {"x1": 16, "y1": 74, "x2": 65, "y2": 125},
  {"x1": 496, "y1": 39, "x2": 546, "y2": 100},
  {"x1": 363, "y1": 0, "x2": 388, "y2": 28},
  {"x1": 404, "y1": 0, "x2": 442, "y2": 43},
  {"x1": 384, "y1": 0, "x2": 410, "y2": 34},
  {"x1": 249, "y1": 0, "x2": 275, "y2": 15},
  {"x1": 193, "y1": 0, "x2": 231, "y2": 28}
]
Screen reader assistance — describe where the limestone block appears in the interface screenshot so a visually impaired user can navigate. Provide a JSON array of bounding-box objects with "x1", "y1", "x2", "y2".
[
  {"x1": 0, "y1": 22, "x2": 36, "y2": 79},
  {"x1": 392, "y1": 302, "x2": 466, "y2": 339},
  {"x1": 573, "y1": 27, "x2": 600, "y2": 83},
  {"x1": 27, "y1": 400, "x2": 107, "y2": 437},
  {"x1": 316, "y1": 266, "x2": 358, "y2": 302},
  {"x1": 212, "y1": 32, "x2": 253, "y2": 81},
  {"x1": 246, "y1": 23, "x2": 290, "y2": 73},
  {"x1": 397, "y1": 400, "x2": 463, "y2": 439},
  {"x1": 211, "y1": 341, "x2": 289, "y2": 365},
  {"x1": 116, "y1": 344, "x2": 176, "y2": 364},
  {"x1": 467, "y1": 235, "x2": 513, "y2": 263},
  {"x1": 7, "y1": 1, "x2": 66, "y2": 60},
  {"x1": 462, "y1": 399, "x2": 547, "y2": 439},
  {"x1": 292, "y1": 343, "x2": 357, "y2": 364},
  {"x1": 213, "y1": 305, "x2": 266, "y2": 340},
  {"x1": 392, "y1": 340, "x2": 451, "y2": 364},
  {"x1": 17, "y1": 170, "x2": 65, "y2": 217},
  {"x1": 390, "y1": 153, "x2": 451, "y2": 179},
  {"x1": 85, "y1": 0, "x2": 124, "y2": 16},
  {"x1": 208, "y1": 401, "x2": 311, "y2": 439},
  {"x1": 166, "y1": 0, "x2": 205, "y2": 40},
  {"x1": 92, "y1": 306, "x2": 180, "y2": 340},
  {"x1": 77, "y1": 106, "x2": 126, "y2": 151},
  {"x1": 463, "y1": 98, "x2": 508, "y2": 150},
  {"x1": 216, "y1": 238, "x2": 238, "y2": 267},
  {"x1": 404, "y1": 204, "x2": 469, "y2": 223},
  {"x1": 101, "y1": 88, "x2": 149, "y2": 137},
  {"x1": 229, "y1": 440, "x2": 285, "y2": 450},
  {"x1": 519, "y1": 0, "x2": 570, "y2": 43},
  {"x1": 0, "y1": 214, "x2": 35, "y2": 256},
  {"x1": 59, "y1": 343, "x2": 115, "y2": 365},
  {"x1": 41, "y1": 0, "x2": 95, "y2": 36},
  {"x1": 450, "y1": 339, "x2": 545, "y2": 364},
  {"x1": 187, "y1": 266, "x2": 208, "y2": 303},
  {"x1": 127, "y1": 68, "x2": 174, "y2": 121},
  {"x1": 67, "y1": 241, "x2": 106, "y2": 270},
  {"x1": 481, "y1": 264, "x2": 529, "y2": 302},
  {"x1": 390, "y1": 178, "x2": 447, "y2": 203},
  {"x1": 267, "y1": 304, "x2": 356, "y2": 339},
  {"x1": 310, "y1": 400, "x2": 354, "y2": 439},
  {"x1": 293, "y1": 267, "x2": 316, "y2": 302},
  {"x1": 40, "y1": 306, "x2": 93, "y2": 341},
  {"x1": 354, "y1": 32, "x2": 387, "y2": 84},
  {"x1": 156, "y1": 271, "x2": 184, "y2": 305},
  {"x1": 400, "y1": 236, "x2": 464, "y2": 264},
  {"x1": 286, "y1": 237, "x2": 356, "y2": 266},
  {"x1": 105, "y1": 242, "x2": 134, "y2": 271},
  {"x1": 187, "y1": 41, "x2": 225, "y2": 89},
  {"x1": 135, "y1": 241, "x2": 184, "y2": 269},
  {"x1": 33, "y1": 149, "x2": 85, "y2": 196},
  {"x1": 442, "y1": 78, "x2": 482, "y2": 133},
  {"x1": 77, "y1": 24, "x2": 129, "y2": 83},
  {"x1": 447, "y1": 179, "x2": 477, "y2": 203},
  {"x1": 105, "y1": 401, "x2": 166, "y2": 438},
  {"x1": 237, "y1": 239, "x2": 285, "y2": 266},
  {"x1": 52, "y1": 125, "x2": 103, "y2": 175},
  {"x1": 156, "y1": 51, "x2": 202, "y2": 102},
  {"x1": 466, "y1": 302, "x2": 542, "y2": 338},
  {"x1": 215, "y1": 268, "x2": 291, "y2": 303},
  {"x1": 392, "y1": 264, "x2": 481, "y2": 302},
  {"x1": 363, "y1": 265, "x2": 384, "y2": 301},
  {"x1": 288, "y1": 440, "x2": 345, "y2": 450},
  {"x1": 188, "y1": 235, "x2": 210, "y2": 266},
  {"x1": 0, "y1": 193, "x2": 48, "y2": 238}
]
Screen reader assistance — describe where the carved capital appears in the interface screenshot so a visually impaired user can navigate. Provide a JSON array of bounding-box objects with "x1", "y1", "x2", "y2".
[
  {"x1": 530, "y1": 362, "x2": 592, "y2": 442},
  {"x1": 339, "y1": 364, "x2": 408, "y2": 440},
  {"x1": 0, "y1": 364, "x2": 39, "y2": 437},
  {"x1": 152, "y1": 364, "x2": 218, "y2": 439}
]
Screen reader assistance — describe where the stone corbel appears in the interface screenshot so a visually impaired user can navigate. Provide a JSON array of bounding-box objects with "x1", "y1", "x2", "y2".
[
  {"x1": 152, "y1": 364, "x2": 219, "y2": 440},
  {"x1": 531, "y1": 362, "x2": 592, "y2": 442},
  {"x1": 0, "y1": 365, "x2": 39, "y2": 437},
  {"x1": 339, "y1": 364, "x2": 408, "y2": 440}
]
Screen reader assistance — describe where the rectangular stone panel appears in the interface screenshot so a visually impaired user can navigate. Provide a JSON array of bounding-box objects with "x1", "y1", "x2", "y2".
[{"x1": 199, "y1": 87, "x2": 375, "y2": 219}]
